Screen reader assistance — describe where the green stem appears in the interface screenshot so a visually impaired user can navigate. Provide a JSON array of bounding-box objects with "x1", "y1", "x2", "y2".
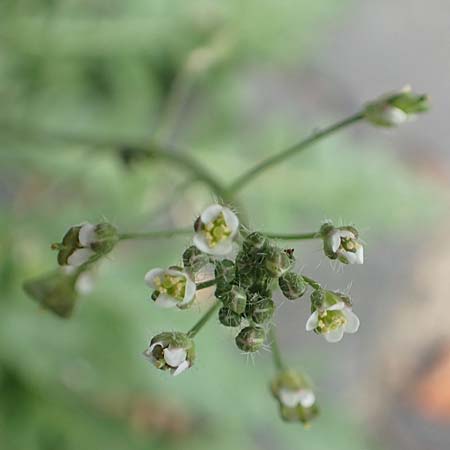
[
  {"x1": 302, "y1": 275, "x2": 321, "y2": 290},
  {"x1": 196, "y1": 279, "x2": 217, "y2": 290},
  {"x1": 269, "y1": 327, "x2": 285, "y2": 371},
  {"x1": 227, "y1": 112, "x2": 364, "y2": 195},
  {"x1": 0, "y1": 121, "x2": 229, "y2": 201},
  {"x1": 118, "y1": 228, "x2": 191, "y2": 241},
  {"x1": 187, "y1": 301, "x2": 221, "y2": 338},
  {"x1": 266, "y1": 231, "x2": 319, "y2": 241}
]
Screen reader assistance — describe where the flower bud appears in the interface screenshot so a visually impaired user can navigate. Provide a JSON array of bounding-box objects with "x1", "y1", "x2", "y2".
[
  {"x1": 247, "y1": 295, "x2": 274, "y2": 324},
  {"x1": 23, "y1": 269, "x2": 78, "y2": 318},
  {"x1": 235, "y1": 326, "x2": 265, "y2": 352},
  {"x1": 218, "y1": 307, "x2": 242, "y2": 327},
  {"x1": 143, "y1": 332, "x2": 195, "y2": 376},
  {"x1": 182, "y1": 245, "x2": 210, "y2": 274},
  {"x1": 320, "y1": 222, "x2": 363, "y2": 265},
  {"x1": 193, "y1": 204, "x2": 239, "y2": 256},
  {"x1": 214, "y1": 259, "x2": 236, "y2": 286},
  {"x1": 364, "y1": 86, "x2": 429, "y2": 127},
  {"x1": 52, "y1": 222, "x2": 118, "y2": 267},
  {"x1": 271, "y1": 369, "x2": 318, "y2": 425},
  {"x1": 222, "y1": 285, "x2": 247, "y2": 314},
  {"x1": 279, "y1": 272, "x2": 307, "y2": 300},
  {"x1": 264, "y1": 247, "x2": 292, "y2": 278},
  {"x1": 243, "y1": 231, "x2": 267, "y2": 252}
]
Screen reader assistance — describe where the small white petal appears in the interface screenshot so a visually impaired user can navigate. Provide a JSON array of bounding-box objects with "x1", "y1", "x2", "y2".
[
  {"x1": 78, "y1": 223, "x2": 97, "y2": 247},
  {"x1": 193, "y1": 233, "x2": 212, "y2": 254},
  {"x1": 327, "y1": 301, "x2": 345, "y2": 311},
  {"x1": 154, "y1": 294, "x2": 179, "y2": 309},
  {"x1": 298, "y1": 389, "x2": 316, "y2": 408},
  {"x1": 329, "y1": 230, "x2": 341, "y2": 253},
  {"x1": 181, "y1": 277, "x2": 196, "y2": 306},
  {"x1": 355, "y1": 246, "x2": 364, "y2": 264},
  {"x1": 200, "y1": 204, "x2": 223, "y2": 224},
  {"x1": 148, "y1": 342, "x2": 163, "y2": 353},
  {"x1": 305, "y1": 310, "x2": 319, "y2": 331},
  {"x1": 279, "y1": 389, "x2": 302, "y2": 408},
  {"x1": 324, "y1": 327, "x2": 345, "y2": 343},
  {"x1": 344, "y1": 309, "x2": 360, "y2": 334},
  {"x1": 222, "y1": 207, "x2": 239, "y2": 237},
  {"x1": 193, "y1": 233, "x2": 233, "y2": 256},
  {"x1": 144, "y1": 268, "x2": 165, "y2": 288},
  {"x1": 341, "y1": 250, "x2": 358, "y2": 264},
  {"x1": 338, "y1": 230, "x2": 355, "y2": 239},
  {"x1": 173, "y1": 360, "x2": 190, "y2": 376},
  {"x1": 385, "y1": 106, "x2": 408, "y2": 125},
  {"x1": 164, "y1": 347, "x2": 187, "y2": 367},
  {"x1": 67, "y1": 248, "x2": 95, "y2": 267}
]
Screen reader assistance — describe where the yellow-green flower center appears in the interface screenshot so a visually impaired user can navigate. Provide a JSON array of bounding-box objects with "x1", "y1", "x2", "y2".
[
  {"x1": 341, "y1": 237, "x2": 360, "y2": 253},
  {"x1": 154, "y1": 274, "x2": 186, "y2": 301},
  {"x1": 202, "y1": 212, "x2": 231, "y2": 248},
  {"x1": 317, "y1": 309, "x2": 347, "y2": 333}
]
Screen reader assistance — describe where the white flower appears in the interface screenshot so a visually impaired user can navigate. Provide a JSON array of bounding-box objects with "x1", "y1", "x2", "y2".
[
  {"x1": 279, "y1": 388, "x2": 316, "y2": 409},
  {"x1": 328, "y1": 228, "x2": 364, "y2": 265},
  {"x1": 144, "y1": 268, "x2": 196, "y2": 309},
  {"x1": 193, "y1": 204, "x2": 239, "y2": 256},
  {"x1": 143, "y1": 332, "x2": 195, "y2": 376},
  {"x1": 306, "y1": 301, "x2": 360, "y2": 343},
  {"x1": 66, "y1": 223, "x2": 98, "y2": 267}
]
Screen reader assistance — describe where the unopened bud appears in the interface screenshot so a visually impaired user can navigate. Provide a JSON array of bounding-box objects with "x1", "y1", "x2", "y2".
[
  {"x1": 235, "y1": 326, "x2": 265, "y2": 352},
  {"x1": 218, "y1": 307, "x2": 242, "y2": 327},
  {"x1": 222, "y1": 285, "x2": 247, "y2": 314},
  {"x1": 264, "y1": 247, "x2": 292, "y2": 278},
  {"x1": 279, "y1": 272, "x2": 307, "y2": 300},
  {"x1": 182, "y1": 245, "x2": 210, "y2": 274},
  {"x1": 247, "y1": 295, "x2": 274, "y2": 324},
  {"x1": 243, "y1": 231, "x2": 267, "y2": 252}
]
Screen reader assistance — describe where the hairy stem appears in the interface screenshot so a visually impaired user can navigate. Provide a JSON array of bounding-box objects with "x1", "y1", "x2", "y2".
[
  {"x1": 266, "y1": 231, "x2": 319, "y2": 241},
  {"x1": 118, "y1": 228, "x2": 192, "y2": 241},
  {"x1": 302, "y1": 275, "x2": 321, "y2": 290},
  {"x1": 187, "y1": 301, "x2": 221, "y2": 338},
  {"x1": 227, "y1": 112, "x2": 364, "y2": 194},
  {"x1": 269, "y1": 327, "x2": 286, "y2": 371}
]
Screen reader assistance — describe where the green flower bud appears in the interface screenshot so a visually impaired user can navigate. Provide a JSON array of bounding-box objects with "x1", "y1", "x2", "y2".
[
  {"x1": 222, "y1": 285, "x2": 247, "y2": 314},
  {"x1": 243, "y1": 231, "x2": 267, "y2": 252},
  {"x1": 264, "y1": 247, "x2": 292, "y2": 278},
  {"x1": 235, "y1": 326, "x2": 265, "y2": 352},
  {"x1": 143, "y1": 332, "x2": 195, "y2": 376},
  {"x1": 218, "y1": 307, "x2": 242, "y2": 327},
  {"x1": 23, "y1": 270, "x2": 78, "y2": 318},
  {"x1": 279, "y1": 272, "x2": 307, "y2": 300},
  {"x1": 182, "y1": 245, "x2": 210, "y2": 274},
  {"x1": 52, "y1": 222, "x2": 118, "y2": 267},
  {"x1": 271, "y1": 369, "x2": 318, "y2": 425},
  {"x1": 247, "y1": 295, "x2": 275, "y2": 324},
  {"x1": 364, "y1": 86, "x2": 429, "y2": 127},
  {"x1": 214, "y1": 259, "x2": 236, "y2": 286}
]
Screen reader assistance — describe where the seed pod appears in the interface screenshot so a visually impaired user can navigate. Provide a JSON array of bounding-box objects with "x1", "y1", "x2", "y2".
[
  {"x1": 279, "y1": 272, "x2": 307, "y2": 300},
  {"x1": 218, "y1": 307, "x2": 242, "y2": 327},
  {"x1": 235, "y1": 326, "x2": 265, "y2": 352}
]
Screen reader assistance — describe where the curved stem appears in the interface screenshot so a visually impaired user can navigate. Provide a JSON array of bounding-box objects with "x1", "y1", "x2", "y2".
[
  {"x1": 227, "y1": 112, "x2": 364, "y2": 195},
  {"x1": 118, "y1": 228, "x2": 191, "y2": 241},
  {"x1": 269, "y1": 327, "x2": 285, "y2": 371},
  {"x1": 187, "y1": 301, "x2": 221, "y2": 338},
  {"x1": 266, "y1": 231, "x2": 319, "y2": 241},
  {"x1": 0, "y1": 121, "x2": 229, "y2": 200},
  {"x1": 196, "y1": 279, "x2": 217, "y2": 290},
  {"x1": 302, "y1": 275, "x2": 321, "y2": 291}
]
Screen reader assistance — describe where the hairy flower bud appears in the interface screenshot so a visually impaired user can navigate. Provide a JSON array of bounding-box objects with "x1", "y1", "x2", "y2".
[
  {"x1": 23, "y1": 269, "x2": 78, "y2": 318},
  {"x1": 182, "y1": 245, "x2": 210, "y2": 274},
  {"x1": 222, "y1": 285, "x2": 247, "y2": 314},
  {"x1": 279, "y1": 272, "x2": 307, "y2": 300},
  {"x1": 235, "y1": 326, "x2": 265, "y2": 352},
  {"x1": 52, "y1": 222, "x2": 118, "y2": 267},
  {"x1": 364, "y1": 86, "x2": 429, "y2": 127},
  {"x1": 214, "y1": 259, "x2": 236, "y2": 287},
  {"x1": 247, "y1": 295, "x2": 275, "y2": 324},
  {"x1": 218, "y1": 307, "x2": 242, "y2": 327},
  {"x1": 264, "y1": 247, "x2": 292, "y2": 278},
  {"x1": 271, "y1": 369, "x2": 318, "y2": 425},
  {"x1": 143, "y1": 332, "x2": 195, "y2": 376},
  {"x1": 243, "y1": 231, "x2": 267, "y2": 252}
]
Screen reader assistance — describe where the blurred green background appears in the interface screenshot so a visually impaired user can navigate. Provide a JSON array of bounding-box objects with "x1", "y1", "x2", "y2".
[{"x1": 1, "y1": 1, "x2": 449, "y2": 450}]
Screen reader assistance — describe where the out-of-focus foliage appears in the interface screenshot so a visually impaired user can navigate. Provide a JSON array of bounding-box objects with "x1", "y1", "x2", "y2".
[{"x1": 0, "y1": 1, "x2": 445, "y2": 450}]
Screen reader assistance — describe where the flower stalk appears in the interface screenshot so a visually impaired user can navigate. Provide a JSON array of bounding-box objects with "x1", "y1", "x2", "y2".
[{"x1": 187, "y1": 301, "x2": 221, "y2": 338}]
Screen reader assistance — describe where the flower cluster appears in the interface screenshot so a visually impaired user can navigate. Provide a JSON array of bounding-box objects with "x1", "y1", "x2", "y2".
[{"x1": 142, "y1": 204, "x2": 364, "y2": 424}]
